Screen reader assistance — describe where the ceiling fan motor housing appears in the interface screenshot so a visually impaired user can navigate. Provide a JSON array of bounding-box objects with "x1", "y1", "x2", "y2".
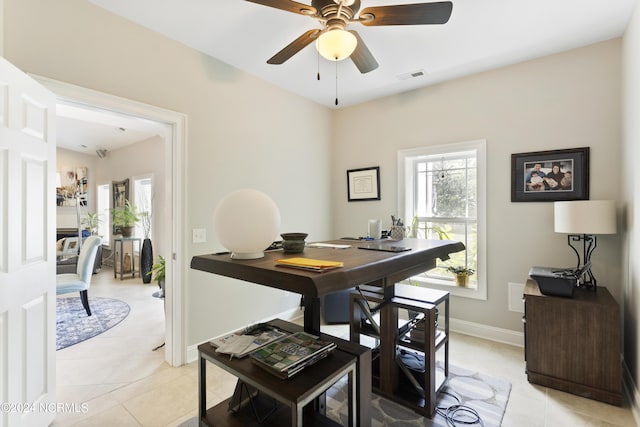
[{"x1": 313, "y1": 0, "x2": 360, "y2": 21}]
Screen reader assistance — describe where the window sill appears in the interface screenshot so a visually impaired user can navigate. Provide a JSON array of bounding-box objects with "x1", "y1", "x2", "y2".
[{"x1": 402, "y1": 275, "x2": 486, "y2": 301}]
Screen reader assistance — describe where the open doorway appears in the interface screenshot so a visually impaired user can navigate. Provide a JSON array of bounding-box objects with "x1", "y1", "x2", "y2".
[{"x1": 36, "y1": 75, "x2": 187, "y2": 367}]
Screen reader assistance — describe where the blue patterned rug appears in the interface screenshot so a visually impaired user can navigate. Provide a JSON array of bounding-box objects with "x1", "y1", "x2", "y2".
[{"x1": 56, "y1": 296, "x2": 130, "y2": 350}]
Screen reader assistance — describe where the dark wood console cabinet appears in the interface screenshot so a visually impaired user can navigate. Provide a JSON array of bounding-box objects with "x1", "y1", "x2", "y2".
[{"x1": 523, "y1": 279, "x2": 622, "y2": 406}]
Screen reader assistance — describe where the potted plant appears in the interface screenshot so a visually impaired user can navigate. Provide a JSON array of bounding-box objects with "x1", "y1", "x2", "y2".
[
  {"x1": 82, "y1": 212, "x2": 102, "y2": 236},
  {"x1": 111, "y1": 199, "x2": 140, "y2": 237},
  {"x1": 446, "y1": 265, "x2": 476, "y2": 287},
  {"x1": 407, "y1": 216, "x2": 450, "y2": 240},
  {"x1": 148, "y1": 255, "x2": 165, "y2": 297}
]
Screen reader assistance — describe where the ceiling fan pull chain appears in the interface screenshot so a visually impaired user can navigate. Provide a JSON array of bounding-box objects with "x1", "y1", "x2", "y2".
[
  {"x1": 317, "y1": 48, "x2": 320, "y2": 81},
  {"x1": 335, "y1": 60, "x2": 339, "y2": 106}
]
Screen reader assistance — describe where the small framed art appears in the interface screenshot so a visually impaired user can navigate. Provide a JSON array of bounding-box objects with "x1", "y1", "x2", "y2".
[
  {"x1": 511, "y1": 147, "x2": 589, "y2": 202},
  {"x1": 347, "y1": 166, "x2": 380, "y2": 202}
]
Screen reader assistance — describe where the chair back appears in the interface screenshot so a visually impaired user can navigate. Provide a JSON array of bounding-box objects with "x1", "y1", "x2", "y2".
[{"x1": 76, "y1": 236, "x2": 102, "y2": 283}]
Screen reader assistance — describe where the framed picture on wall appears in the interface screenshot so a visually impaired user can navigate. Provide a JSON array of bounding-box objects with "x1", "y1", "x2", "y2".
[
  {"x1": 112, "y1": 179, "x2": 130, "y2": 208},
  {"x1": 112, "y1": 179, "x2": 130, "y2": 235},
  {"x1": 511, "y1": 147, "x2": 589, "y2": 202},
  {"x1": 347, "y1": 166, "x2": 380, "y2": 201},
  {"x1": 56, "y1": 166, "x2": 88, "y2": 207}
]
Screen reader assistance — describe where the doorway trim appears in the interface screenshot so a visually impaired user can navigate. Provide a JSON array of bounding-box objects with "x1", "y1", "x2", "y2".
[{"x1": 34, "y1": 75, "x2": 187, "y2": 366}]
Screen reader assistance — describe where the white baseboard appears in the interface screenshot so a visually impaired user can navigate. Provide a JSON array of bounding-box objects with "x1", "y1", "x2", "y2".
[
  {"x1": 623, "y1": 361, "x2": 640, "y2": 426},
  {"x1": 449, "y1": 317, "x2": 524, "y2": 348},
  {"x1": 185, "y1": 307, "x2": 302, "y2": 364}
]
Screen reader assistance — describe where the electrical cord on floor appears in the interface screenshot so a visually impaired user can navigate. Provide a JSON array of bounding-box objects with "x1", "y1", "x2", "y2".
[{"x1": 436, "y1": 391, "x2": 484, "y2": 427}]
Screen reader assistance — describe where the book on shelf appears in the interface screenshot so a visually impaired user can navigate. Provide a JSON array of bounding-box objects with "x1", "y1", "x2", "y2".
[
  {"x1": 210, "y1": 324, "x2": 288, "y2": 359},
  {"x1": 409, "y1": 324, "x2": 445, "y2": 344},
  {"x1": 250, "y1": 331, "x2": 337, "y2": 379},
  {"x1": 274, "y1": 257, "x2": 344, "y2": 272}
]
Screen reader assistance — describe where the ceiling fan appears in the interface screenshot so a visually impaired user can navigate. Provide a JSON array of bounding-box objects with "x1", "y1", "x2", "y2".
[{"x1": 245, "y1": 0, "x2": 453, "y2": 74}]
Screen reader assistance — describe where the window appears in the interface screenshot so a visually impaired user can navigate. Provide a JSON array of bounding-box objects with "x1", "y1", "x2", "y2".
[
  {"x1": 133, "y1": 174, "x2": 153, "y2": 241},
  {"x1": 398, "y1": 140, "x2": 486, "y2": 300},
  {"x1": 96, "y1": 183, "x2": 110, "y2": 246}
]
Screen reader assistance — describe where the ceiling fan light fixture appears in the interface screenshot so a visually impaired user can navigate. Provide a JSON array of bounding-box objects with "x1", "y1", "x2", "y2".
[{"x1": 316, "y1": 29, "x2": 357, "y2": 61}]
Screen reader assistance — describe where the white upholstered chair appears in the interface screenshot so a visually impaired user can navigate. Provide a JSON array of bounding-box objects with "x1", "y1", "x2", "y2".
[{"x1": 56, "y1": 236, "x2": 102, "y2": 316}]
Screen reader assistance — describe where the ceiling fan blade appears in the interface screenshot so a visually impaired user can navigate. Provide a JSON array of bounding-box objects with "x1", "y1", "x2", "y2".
[
  {"x1": 360, "y1": 2, "x2": 453, "y2": 26},
  {"x1": 267, "y1": 29, "x2": 321, "y2": 64},
  {"x1": 348, "y1": 31, "x2": 378, "y2": 74},
  {"x1": 245, "y1": 0, "x2": 316, "y2": 16}
]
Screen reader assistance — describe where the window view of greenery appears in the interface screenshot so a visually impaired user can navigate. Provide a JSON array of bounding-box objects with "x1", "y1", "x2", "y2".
[{"x1": 409, "y1": 151, "x2": 478, "y2": 287}]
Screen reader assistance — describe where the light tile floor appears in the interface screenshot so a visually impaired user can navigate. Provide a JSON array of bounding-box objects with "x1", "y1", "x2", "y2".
[{"x1": 53, "y1": 270, "x2": 638, "y2": 426}]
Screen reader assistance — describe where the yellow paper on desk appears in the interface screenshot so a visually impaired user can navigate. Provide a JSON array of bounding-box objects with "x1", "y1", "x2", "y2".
[{"x1": 275, "y1": 257, "x2": 344, "y2": 271}]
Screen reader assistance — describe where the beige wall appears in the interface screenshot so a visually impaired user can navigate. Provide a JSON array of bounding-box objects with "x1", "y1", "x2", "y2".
[
  {"x1": 622, "y1": 1, "x2": 640, "y2": 411},
  {"x1": 56, "y1": 136, "x2": 166, "y2": 253},
  {"x1": 94, "y1": 136, "x2": 167, "y2": 256},
  {"x1": 331, "y1": 40, "x2": 623, "y2": 332},
  {"x1": 4, "y1": 0, "x2": 333, "y2": 345}
]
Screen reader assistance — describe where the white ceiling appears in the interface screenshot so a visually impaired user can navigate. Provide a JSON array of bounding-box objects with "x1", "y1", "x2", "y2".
[
  {"x1": 60, "y1": 0, "x2": 637, "y2": 154},
  {"x1": 87, "y1": 0, "x2": 637, "y2": 109},
  {"x1": 56, "y1": 102, "x2": 167, "y2": 155}
]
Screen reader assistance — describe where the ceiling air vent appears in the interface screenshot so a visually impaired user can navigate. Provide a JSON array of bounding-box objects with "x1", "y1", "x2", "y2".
[{"x1": 396, "y1": 69, "x2": 426, "y2": 81}]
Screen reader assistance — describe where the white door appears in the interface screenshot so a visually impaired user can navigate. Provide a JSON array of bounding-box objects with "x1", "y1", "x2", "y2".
[{"x1": 0, "y1": 58, "x2": 57, "y2": 427}]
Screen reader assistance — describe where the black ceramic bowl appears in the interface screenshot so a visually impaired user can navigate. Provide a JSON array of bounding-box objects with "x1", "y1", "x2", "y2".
[{"x1": 280, "y1": 233, "x2": 308, "y2": 253}]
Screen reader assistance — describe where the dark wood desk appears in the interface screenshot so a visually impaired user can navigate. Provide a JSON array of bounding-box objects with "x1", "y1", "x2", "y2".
[
  {"x1": 191, "y1": 239, "x2": 463, "y2": 334},
  {"x1": 191, "y1": 238, "x2": 464, "y2": 424}
]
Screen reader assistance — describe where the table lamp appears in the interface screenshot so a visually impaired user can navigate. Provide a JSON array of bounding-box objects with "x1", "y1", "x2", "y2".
[
  {"x1": 212, "y1": 189, "x2": 281, "y2": 259},
  {"x1": 554, "y1": 200, "x2": 616, "y2": 290}
]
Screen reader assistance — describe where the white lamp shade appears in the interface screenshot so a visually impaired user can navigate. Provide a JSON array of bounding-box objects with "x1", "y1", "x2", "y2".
[
  {"x1": 212, "y1": 189, "x2": 281, "y2": 259},
  {"x1": 316, "y1": 30, "x2": 357, "y2": 61},
  {"x1": 554, "y1": 200, "x2": 616, "y2": 235}
]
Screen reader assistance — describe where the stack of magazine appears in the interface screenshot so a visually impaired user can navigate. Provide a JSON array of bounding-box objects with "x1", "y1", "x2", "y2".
[
  {"x1": 210, "y1": 324, "x2": 289, "y2": 359},
  {"x1": 250, "y1": 331, "x2": 337, "y2": 379}
]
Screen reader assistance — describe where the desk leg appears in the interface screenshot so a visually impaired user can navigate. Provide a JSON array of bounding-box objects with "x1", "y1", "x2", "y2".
[
  {"x1": 348, "y1": 366, "x2": 356, "y2": 427},
  {"x1": 355, "y1": 349, "x2": 371, "y2": 427},
  {"x1": 303, "y1": 296, "x2": 321, "y2": 335},
  {"x1": 198, "y1": 351, "x2": 206, "y2": 422},
  {"x1": 379, "y1": 282, "x2": 398, "y2": 395}
]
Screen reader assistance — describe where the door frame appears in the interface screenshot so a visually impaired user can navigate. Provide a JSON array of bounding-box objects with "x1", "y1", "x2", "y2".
[{"x1": 33, "y1": 75, "x2": 187, "y2": 366}]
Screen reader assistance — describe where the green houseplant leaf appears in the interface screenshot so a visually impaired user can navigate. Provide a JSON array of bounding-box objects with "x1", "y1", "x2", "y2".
[
  {"x1": 111, "y1": 199, "x2": 140, "y2": 227},
  {"x1": 148, "y1": 255, "x2": 165, "y2": 284}
]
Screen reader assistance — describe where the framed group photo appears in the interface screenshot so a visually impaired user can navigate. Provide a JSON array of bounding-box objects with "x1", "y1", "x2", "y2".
[
  {"x1": 347, "y1": 166, "x2": 380, "y2": 202},
  {"x1": 511, "y1": 147, "x2": 589, "y2": 202}
]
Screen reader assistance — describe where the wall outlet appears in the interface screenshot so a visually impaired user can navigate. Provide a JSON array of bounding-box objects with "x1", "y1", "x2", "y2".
[
  {"x1": 508, "y1": 282, "x2": 525, "y2": 313},
  {"x1": 192, "y1": 228, "x2": 206, "y2": 243}
]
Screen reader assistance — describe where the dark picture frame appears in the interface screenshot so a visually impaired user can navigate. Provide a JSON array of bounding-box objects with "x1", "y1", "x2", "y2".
[
  {"x1": 347, "y1": 166, "x2": 380, "y2": 202},
  {"x1": 511, "y1": 147, "x2": 589, "y2": 202},
  {"x1": 112, "y1": 179, "x2": 130, "y2": 208},
  {"x1": 112, "y1": 179, "x2": 130, "y2": 235}
]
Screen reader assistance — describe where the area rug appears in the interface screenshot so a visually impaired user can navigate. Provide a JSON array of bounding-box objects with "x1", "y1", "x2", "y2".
[
  {"x1": 326, "y1": 362, "x2": 511, "y2": 426},
  {"x1": 178, "y1": 362, "x2": 510, "y2": 426},
  {"x1": 56, "y1": 296, "x2": 130, "y2": 350}
]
